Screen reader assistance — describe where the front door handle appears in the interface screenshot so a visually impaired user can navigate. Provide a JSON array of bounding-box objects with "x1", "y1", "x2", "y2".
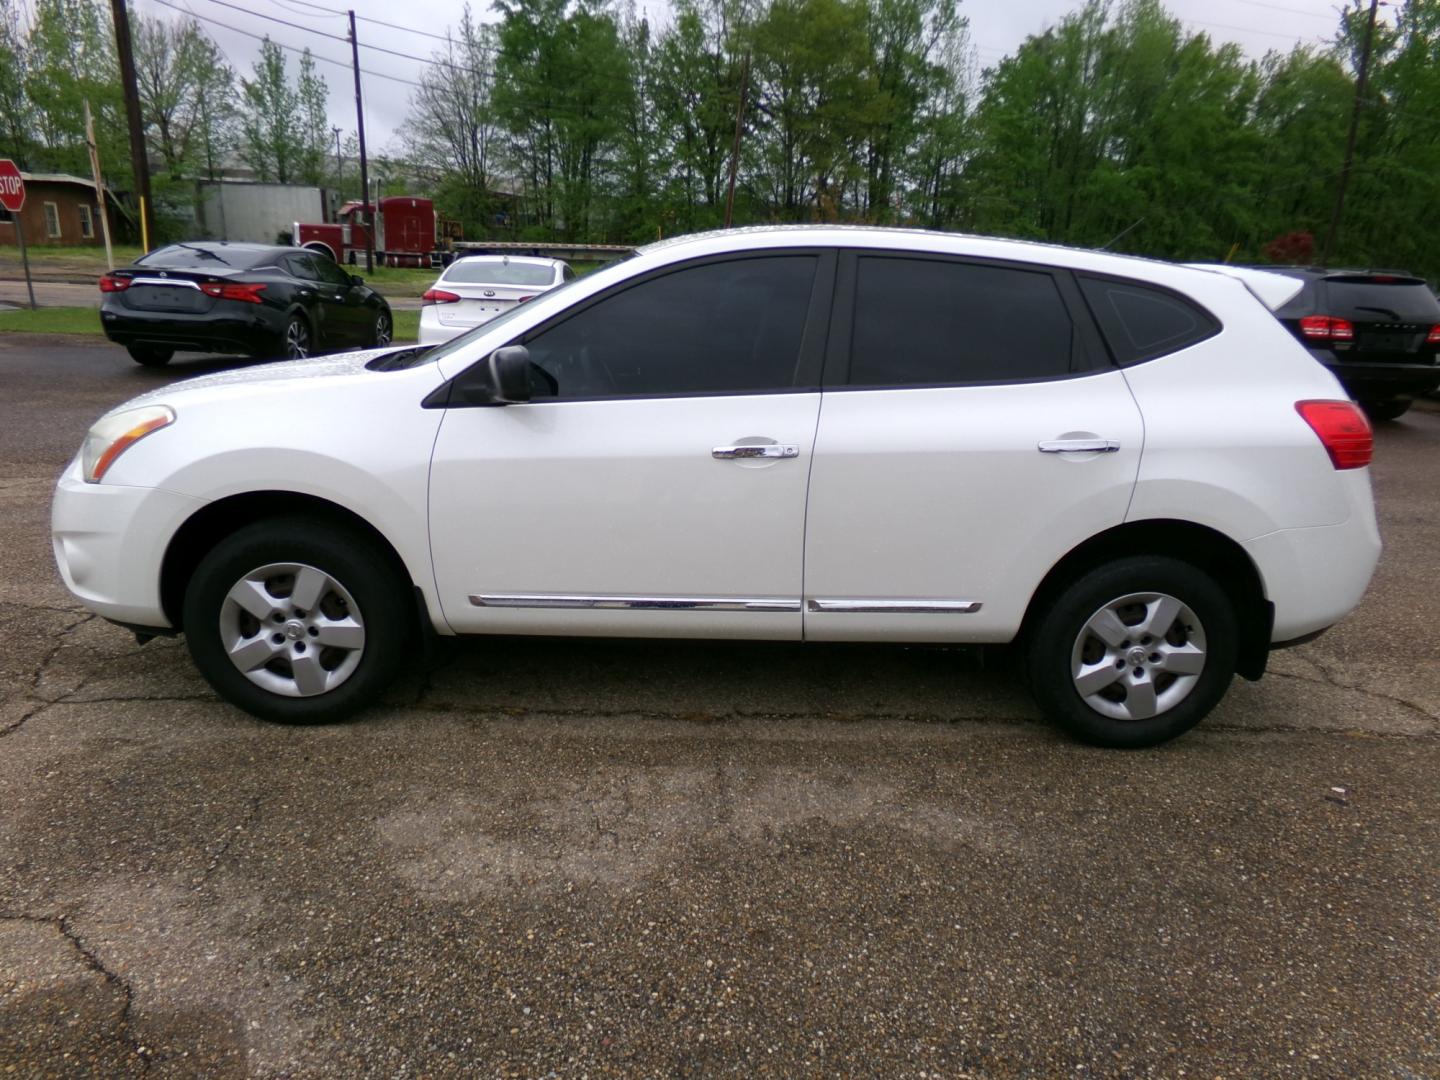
[
  {"x1": 1037, "y1": 439, "x2": 1120, "y2": 453},
  {"x1": 712, "y1": 444, "x2": 799, "y2": 460}
]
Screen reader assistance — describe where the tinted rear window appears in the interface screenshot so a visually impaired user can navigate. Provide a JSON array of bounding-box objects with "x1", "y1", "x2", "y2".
[
  {"x1": 1079, "y1": 276, "x2": 1220, "y2": 365},
  {"x1": 1321, "y1": 280, "x2": 1440, "y2": 322},
  {"x1": 849, "y1": 257, "x2": 1076, "y2": 386},
  {"x1": 445, "y1": 261, "x2": 555, "y2": 287},
  {"x1": 137, "y1": 245, "x2": 269, "y2": 270}
]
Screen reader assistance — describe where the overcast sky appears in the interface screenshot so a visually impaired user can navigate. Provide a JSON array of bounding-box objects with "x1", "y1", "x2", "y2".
[{"x1": 130, "y1": 0, "x2": 1364, "y2": 154}]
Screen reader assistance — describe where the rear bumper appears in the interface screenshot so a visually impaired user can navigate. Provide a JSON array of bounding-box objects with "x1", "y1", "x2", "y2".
[
  {"x1": 1307, "y1": 349, "x2": 1440, "y2": 399},
  {"x1": 418, "y1": 306, "x2": 469, "y2": 345},
  {"x1": 100, "y1": 300, "x2": 282, "y2": 357},
  {"x1": 1244, "y1": 503, "x2": 1382, "y2": 642}
]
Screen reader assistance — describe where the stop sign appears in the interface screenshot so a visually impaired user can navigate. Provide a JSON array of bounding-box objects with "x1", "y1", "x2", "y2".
[{"x1": 0, "y1": 160, "x2": 25, "y2": 213}]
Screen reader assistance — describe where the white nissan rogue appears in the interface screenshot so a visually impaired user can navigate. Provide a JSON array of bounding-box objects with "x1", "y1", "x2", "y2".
[{"x1": 52, "y1": 227, "x2": 1381, "y2": 747}]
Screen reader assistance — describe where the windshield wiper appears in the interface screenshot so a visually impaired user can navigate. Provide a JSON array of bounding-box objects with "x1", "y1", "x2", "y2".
[{"x1": 1355, "y1": 305, "x2": 1402, "y2": 320}]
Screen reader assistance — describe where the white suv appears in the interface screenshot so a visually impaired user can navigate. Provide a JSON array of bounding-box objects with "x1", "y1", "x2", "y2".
[{"x1": 52, "y1": 227, "x2": 1381, "y2": 747}]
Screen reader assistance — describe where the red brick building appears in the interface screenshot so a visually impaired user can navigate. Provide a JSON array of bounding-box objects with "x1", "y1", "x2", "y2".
[{"x1": 0, "y1": 173, "x2": 104, "y2": 247}]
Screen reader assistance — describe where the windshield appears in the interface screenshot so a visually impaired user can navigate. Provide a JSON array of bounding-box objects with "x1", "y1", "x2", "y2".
[
  {"x1": 418, "y1": 256, "x2": 635, "y2": 368},
  {"x1": 443, "y1": 260, "x2": 558, "y2": 287},
  {"x1": 137, "y1": 244, "x2": 266, "y2": 270}
]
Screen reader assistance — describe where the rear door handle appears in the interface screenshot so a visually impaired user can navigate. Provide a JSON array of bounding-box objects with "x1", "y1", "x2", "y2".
[
  {"x1": 1037, "y1": 439, "x2": 1120, "y2": 453},
  {"x1": 712, "y1": 444, "x2": 799, "y2": 460}
]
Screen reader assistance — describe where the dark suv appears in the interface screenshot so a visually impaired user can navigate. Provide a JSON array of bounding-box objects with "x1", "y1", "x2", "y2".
[{"x1": 1259, "y1": 267, "x2": 1440, "y2": 421}]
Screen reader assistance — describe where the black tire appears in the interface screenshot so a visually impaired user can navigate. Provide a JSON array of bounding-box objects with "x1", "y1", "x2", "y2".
[
  {"x1": 282, "y1": 314, "x2": 312, "y2": 360},
  {"x1": 182, "y1": 516, "x2": 413, "y2": 724},
  {"x1": 127, "y1": 345, "x2": 173, "y2": 367},
  {"x1": 370, "y1": 308, "x2": 392, "y2": 347},
  {"x1": 1359, "y1": 398, "x2": 1411, "y2": 422},
  {"x1": 1025, "y1": 555, "x2": 1238, "y2": 748}
]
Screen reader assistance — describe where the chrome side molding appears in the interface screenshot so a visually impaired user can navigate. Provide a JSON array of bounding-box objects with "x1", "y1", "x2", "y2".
[
  {"x1": 806, "y1": 599, "x2": 983, "y2": 614},
  {"x1": 469, "y1": 593, "x2": 801, "y2": 612}
]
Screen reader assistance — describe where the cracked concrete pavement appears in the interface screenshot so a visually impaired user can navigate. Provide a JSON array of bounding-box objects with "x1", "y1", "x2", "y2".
[{"x1": 1, "y1": 335, "x2": 1438, "y2": 1078}]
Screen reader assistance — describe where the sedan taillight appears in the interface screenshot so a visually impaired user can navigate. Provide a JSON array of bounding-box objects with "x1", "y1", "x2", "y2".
[
  {"x1": 98, "y1": 273, "x2": 130, "y2": 293},
  {"x1": 1427, "y1": 324, "x2": 1440, "y2": 344},
  {"x1": 1298, "y1": 315, "x2": 1355, "y2": 342},
  {"x1": 200, "y1": 281, "x2": 267, "y2": 304},
  {"x1": 422, "y1": 289, "x2": 460, "y2": 305}
]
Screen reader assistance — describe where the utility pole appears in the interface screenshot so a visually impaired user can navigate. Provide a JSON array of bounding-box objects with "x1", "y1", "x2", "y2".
[
  {"x1": 83, "y1": 100, "x2": 115, "y2": 271},
  {"x1": 349, "y1": 11, "x2": 374, "y2": 272},
  {"x1": 723, "y1": 52, "x2": 751, "y2": 229},
  {"x1": 109, "y1": 0, "x2": 153, "y2": 251},
  {"x1": 1321, "y1": 0, "x2": 1381, "y2": 266},
  {"x1": 332, "y1": 127, "x2": 343, "y2": 221}
]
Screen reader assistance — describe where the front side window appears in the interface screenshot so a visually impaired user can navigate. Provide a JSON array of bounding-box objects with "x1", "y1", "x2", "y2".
[
  {"x1": 284, "y1": 254, "x2": 319, "y2": 281},
  {"x1": 520, "y1": 255, "x2": 818, "y2": 399},
  {"x1": 43, "y1": 202, "x2": 61, "y2": 239},
  {"x1": 849, "y1": 256, "x2": 1076, "y2": 386},
  {"x1": 309, "y1": 255, "x2": 353, "y2": 287}
]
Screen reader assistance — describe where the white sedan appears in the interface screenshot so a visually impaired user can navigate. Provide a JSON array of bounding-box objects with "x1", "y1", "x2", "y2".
[
  {"x1": 51, "y1": 226, "x2": 1381, "y2": 747},
  {"x1": 418, "y1": 254, "x2": 573, "y2": 344}
]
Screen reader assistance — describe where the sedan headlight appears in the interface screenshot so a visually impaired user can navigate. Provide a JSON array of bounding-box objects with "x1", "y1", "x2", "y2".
[{"x1": 81, "y1": 405, "x2": 176, "y2": 483}]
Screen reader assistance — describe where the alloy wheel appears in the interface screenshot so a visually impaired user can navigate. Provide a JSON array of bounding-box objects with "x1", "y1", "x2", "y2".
[
  {"x1": 374, "y1": 312, "x2": 392, "y2": 346},
  {"x1": 218, "y1": 562, "x2": 365, "y2": 698},
  {"x1": 1070, "y1": 591, "x2": 1207, "y2": 721},
  {"x1": 285, "y1": 319, "x2": 310, "y2": 359}
]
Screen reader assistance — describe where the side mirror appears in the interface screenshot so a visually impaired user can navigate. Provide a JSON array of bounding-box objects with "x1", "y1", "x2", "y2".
[
  {"x1": 453, "y1": 345, "x2": 533, "y2": 405},
  {"x1": 349, "y1": 274, "x2": 364, "y2": 286}
]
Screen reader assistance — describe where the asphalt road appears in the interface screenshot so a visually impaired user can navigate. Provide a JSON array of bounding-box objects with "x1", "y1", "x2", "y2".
[{"x1": 2, "y1": 335, "x2": 1437, "y2": 1079}]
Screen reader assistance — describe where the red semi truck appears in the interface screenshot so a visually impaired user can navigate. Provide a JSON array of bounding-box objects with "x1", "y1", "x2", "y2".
[{"x1": 294, "y1": 195, "x2": 441, "y2": 267}]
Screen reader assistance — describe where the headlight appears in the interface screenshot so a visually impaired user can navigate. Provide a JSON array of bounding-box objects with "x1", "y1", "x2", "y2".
[{"x1": 81, "y1": 405, "x2": 176, "y2": 483}]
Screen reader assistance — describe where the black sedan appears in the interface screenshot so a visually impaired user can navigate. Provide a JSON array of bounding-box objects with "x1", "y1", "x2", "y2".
[{"x1": 99, "y1": 242, "x2": 393, "y2": 367}]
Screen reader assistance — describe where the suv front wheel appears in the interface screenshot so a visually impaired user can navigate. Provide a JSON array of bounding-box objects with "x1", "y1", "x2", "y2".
[
  {"x1": 182, "y1": 516, "x2": 412, "y2": 724},
  {"x1": 1026, "y1": 556, "x2": 1239, "y2": 748}
]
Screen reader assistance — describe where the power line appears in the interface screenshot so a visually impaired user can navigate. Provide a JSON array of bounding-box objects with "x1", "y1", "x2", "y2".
[
  {"x1": 148, "y1": 0, "x2": 425, "y2": 87},
  {"x1": 1226, "y1": 0, "x2": 1340, "y2": 22}
]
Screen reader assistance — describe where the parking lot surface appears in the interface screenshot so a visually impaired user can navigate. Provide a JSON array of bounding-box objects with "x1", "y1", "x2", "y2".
[{"x1": 2, "y1": 335, "x2": 1438, "y2": 1078}]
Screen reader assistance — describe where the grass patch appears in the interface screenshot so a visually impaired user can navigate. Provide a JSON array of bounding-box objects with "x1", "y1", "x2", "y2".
[
  {"x1": 393, "y1": 309, "x2": 420, "y2": 341},
  {"x1": 0, "y1": 306, "x2": 100, "y2": 334}
]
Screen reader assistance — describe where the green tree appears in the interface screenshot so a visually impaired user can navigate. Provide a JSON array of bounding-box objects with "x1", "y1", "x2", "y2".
[
  {"x1": 238, "y1": 38, "x2": 301, "y2": 182},
  {"x1": 133, "y1": 14, "x2": 236, "y2": 179},
  {"x1": 404, "y1": 5, "x2": 502, "y2": 234}
]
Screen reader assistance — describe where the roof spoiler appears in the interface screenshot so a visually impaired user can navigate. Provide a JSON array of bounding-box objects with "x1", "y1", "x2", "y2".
[{"x1": 1185, "y1": 264, "x2": 1303, "y2": 312}]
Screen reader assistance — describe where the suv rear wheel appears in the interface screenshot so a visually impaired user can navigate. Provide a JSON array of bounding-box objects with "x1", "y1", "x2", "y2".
[
  {"x1": 182, "y1": 517, "x2": 412, "y2": 724},
  {"x1": 1026, "y1": 556, "x2": 1238, "y2": 748}
]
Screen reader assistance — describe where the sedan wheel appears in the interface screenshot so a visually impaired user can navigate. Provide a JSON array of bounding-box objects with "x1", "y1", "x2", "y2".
[
  {"x1": 283, "y1": 316, "x2": 311, "y2": 360},
  {"x1": 1026, "y1": 555, "x2": 1237, "y2": 747},
  {"x1": 183, "y1": 517, "x2": 412, "y2": 724},
  {"x1": 372, "y1": 310, "x2": 392, "y2": 347}
]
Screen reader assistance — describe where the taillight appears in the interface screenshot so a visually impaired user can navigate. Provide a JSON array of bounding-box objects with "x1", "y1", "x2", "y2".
[
  {"x1": 1298, "y1": 315, "x2": 1354, "y2": 342},
  {"x1": 1296, "y1": 400, "x2": 1373, "y2": 470},
  {"x1": 1427, "y1": 324, "x2": 1440, "y2": 344},
  {"x1": 99, "y1": 273, "x2": 130, "y2": 293},
  {"x1": 200, "y1": 281, "x2": 267, "y2": 304},
  {"x1": 422, "y1": 289, "x2": 460, "y2": 305}
]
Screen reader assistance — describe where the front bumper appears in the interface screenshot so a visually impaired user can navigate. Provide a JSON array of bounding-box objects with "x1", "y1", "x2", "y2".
[{"x1": 51, "y1": 459, "x2": 208, "y2": 629}]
